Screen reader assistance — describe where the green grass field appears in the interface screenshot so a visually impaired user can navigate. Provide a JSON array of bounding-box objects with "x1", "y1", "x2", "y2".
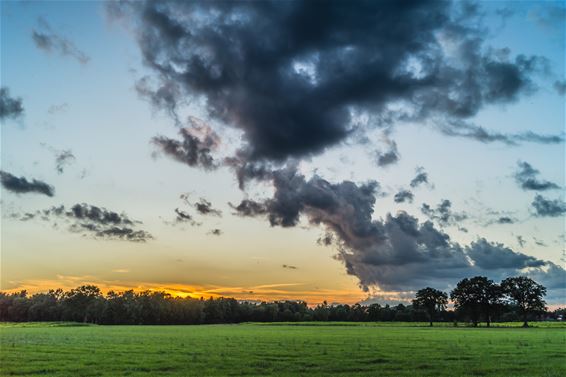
[{"x1": 1, "y1": 322, "x2": 565, "y2": 376}]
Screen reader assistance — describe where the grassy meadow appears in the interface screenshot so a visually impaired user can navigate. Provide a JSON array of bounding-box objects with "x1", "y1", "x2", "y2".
[{"x1": 1, "y1": 322, "x2": 565, "y2": 376}]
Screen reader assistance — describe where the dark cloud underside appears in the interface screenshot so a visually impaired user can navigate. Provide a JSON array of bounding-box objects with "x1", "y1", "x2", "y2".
[
  {"x1": 394, "y1": 190, "x2": 414, "y2": 203},
  {"x1": 532, "y1": 195, "x2": 566, "y2": 217},
  {"x1": 152, "y1": 121, "x2": 220, "y2": 170},
  {"x1": 410, "y1": 167, "x2": 430, "y2": 188},
  {"x1": 14, "y1": 203, "x2": 151, "y2": 242},
  {"x1": 230, "y1": 167, "x2": 565, "y2": 293},
  {"x1": 194, "y1": 198, "x2": 222, "y2": 216},
  {"x1": 112, "y1": 0, "x2": 560, "y2": 170},
  {"x1": 514, "y1": 161, "x2": 560, "y2": 191},
  {"x1": 106, "y1": 0, "x2": 565, "y2": 299},
  {"x1": 0, "y1": 171, "x2": 54, "y2": 197}
]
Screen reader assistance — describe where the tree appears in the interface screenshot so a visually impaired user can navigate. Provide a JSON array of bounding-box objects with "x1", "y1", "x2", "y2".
[
  {"x1": 62, "y1": 285, "x2": 103, "y2": 323},
  {"x1": 480, "y1": 280, "x2": 502, "y2": 327},
  {"x1": 413, "y1": 287, "x2": 448, "y2": 326},
  {"x1": 450, "y1": 277, "x2": 502, "y2": 326},
  {"x1": 501, "y1": 276, "x2": 546, "y2": 327}
]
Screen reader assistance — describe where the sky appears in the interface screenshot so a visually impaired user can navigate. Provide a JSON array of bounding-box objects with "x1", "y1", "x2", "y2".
[{"x1": 1, "y1": 0, "x2": 565, "y2": 306}]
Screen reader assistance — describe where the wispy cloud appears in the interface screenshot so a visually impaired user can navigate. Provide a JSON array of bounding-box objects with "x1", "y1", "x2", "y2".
[{"x1": 32, "y1": 17, "x2": 90, "y2": 65}]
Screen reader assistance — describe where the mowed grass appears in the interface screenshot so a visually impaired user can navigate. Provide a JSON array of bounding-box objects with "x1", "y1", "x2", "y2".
[{"x1": 1, "y1": 322, "x2": 565, "y2": 376}]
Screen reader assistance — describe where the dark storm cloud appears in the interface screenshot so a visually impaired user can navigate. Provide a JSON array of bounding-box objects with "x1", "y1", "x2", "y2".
[
  {"x1": 466, "y1": 239, "x2": 545, "y2": 270},
  {"x1": 0, "y1": 171, "x2": 54, "y2": 197},
  {"x1": 532, "y1": 195, "x2": 566, "y2": 217},
  {"x1": 110, "y1": 0, "x2": 561, "y2": 169},
  {"x1": 409, "y1": 167, "x2": 429, "y2": 188},
  {"x1": 0, "y1": 87, "x2": 24, "y2": 121},
  {"x1": 194, "y1": 198, "x2": 221, "y2": 216},
  {"x1": 317, "y1": 232, "x2": 334, "y2": 247},
  {"x1": 32, "y1": 18, "x2": 90, "y2": 65},
  {"x1": 107, "y1": 1, "x2": 565, "y2": 297},
  {"x1": 514, "y1": 161, "x2": 560, "y2": 191},
  {"x1": 230, "y1": 167, "x2": 565, "y2": 292},
  {"x1": 421, "y1": 199, "x2": 468, "y2": 226},
  {"x1": 151, "y1": 119, "x2": 220, "y2": 170},
  {"x1": 393, "y1": 190, "x2": 414, "y2": 203},
  {"x1": 12, "y1": 203, "x2": 151, "y2": 242},
  {"x1": 225, "y1": 159, "x2": 277, "y2": 190}
]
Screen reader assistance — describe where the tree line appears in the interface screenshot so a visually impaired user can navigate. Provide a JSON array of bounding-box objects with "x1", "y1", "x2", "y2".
[{"x1": 0, "y1": 276, "x2": 561, "y2": 327}]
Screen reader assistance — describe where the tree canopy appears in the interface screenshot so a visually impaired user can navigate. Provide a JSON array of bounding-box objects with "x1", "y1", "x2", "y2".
[{"x1": 0, "y1": 276, "x2": 553, "y2": 325}]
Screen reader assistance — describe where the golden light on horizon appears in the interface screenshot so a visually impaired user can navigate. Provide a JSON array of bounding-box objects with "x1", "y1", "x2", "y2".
[{"x1": 0, "y1": 275, "x2": 374, "y2": 305}]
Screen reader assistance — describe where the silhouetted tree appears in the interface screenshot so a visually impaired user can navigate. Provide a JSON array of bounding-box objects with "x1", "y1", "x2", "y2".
[
  {"x1": 501, "y1": 276, "x2": 546, "y2": 327},
  {"x1": 451, "y1": 277, "x2": 483, "y2": 326},
  {"x1": 479, "y1": 279, "x2": 502, "y2": 327},
  {"x1": 62, "y1": 285, "x2": 103, "y2": 323},
  {"x1": 413, "y1": 287, "x2": 448, "y2": 326},
  {"x1": 0, "y1": 277, "x2": 551, "y2": 326}
]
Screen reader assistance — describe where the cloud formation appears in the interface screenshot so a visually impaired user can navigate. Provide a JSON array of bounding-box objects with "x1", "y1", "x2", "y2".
[
  {"x1": 171, "y1": 208, "x2": 200, "y2": 227},
  {"x1": 230, "y1": 199, "x2": 269, "y2": 217},
  {"x1": 32, "y1": 18, "x2": 90, "y2": 64},
  {"x1": 394, "y1": 190, "x2": 414, "y2": 203},
  {"x1": 193, "y1": 198, "x2": 222, "y2": 216},
  {"x1": 375, "y1": 135, "x2": 400, "y2": 167},
  {"x1": 111, "y1": 0, "x2": 561, "y2": 170},
  {"x1": 107, "y1": 1, "x2": 565, "y2": 300},
  {"x1": 532, "y1": 195, "x2": 566, "y2": 217},
  {"x1": 514, "y1": 161, "x2": 560, "y2": 191},
  {"x1": 13, "y1": 203, "x2": 152, "y2": 242},
  {"x1": 151, "y1": 119, "x2": 220, "y2": 170},
  {"x1": 437, "y1": 120, "x2": 564, "y2": 145},
  {"x1": 496, "y1": 216, "x2": 515, "y2": 224},
  {"x1": 0, "y1": 87, "x2": 24, "y2": 121},
  {"x1": 41, "y1": 144, "x2": 76, "y2": 174},
  {"x1": 208, "y1": 228, "x2": 222, "y2": 236},
  {"x1": 410, "y1": 167, "x2": 430, "y2": 188},
  {"x1": 0, "y1": 171, "x2": 54, "y2": 197},
  {"x1": 421, "y1": 199, "x2": 468, "y2": 226},
  {"x1": 229, "y1": 168, "x2": 564, "y2": 294},
  {"x1": 54, "y1": 150, "x2": 76, "y2": 174}
]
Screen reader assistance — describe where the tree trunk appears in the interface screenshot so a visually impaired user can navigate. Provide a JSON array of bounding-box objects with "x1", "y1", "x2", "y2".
[{"x1": 522, "y1": 311, "x2": 529, "y2": 328}]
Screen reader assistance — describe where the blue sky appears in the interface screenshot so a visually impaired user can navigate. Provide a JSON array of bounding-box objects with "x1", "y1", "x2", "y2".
[{"x1": 1, "y1": 0, "x2": 564, "y2": 305}]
